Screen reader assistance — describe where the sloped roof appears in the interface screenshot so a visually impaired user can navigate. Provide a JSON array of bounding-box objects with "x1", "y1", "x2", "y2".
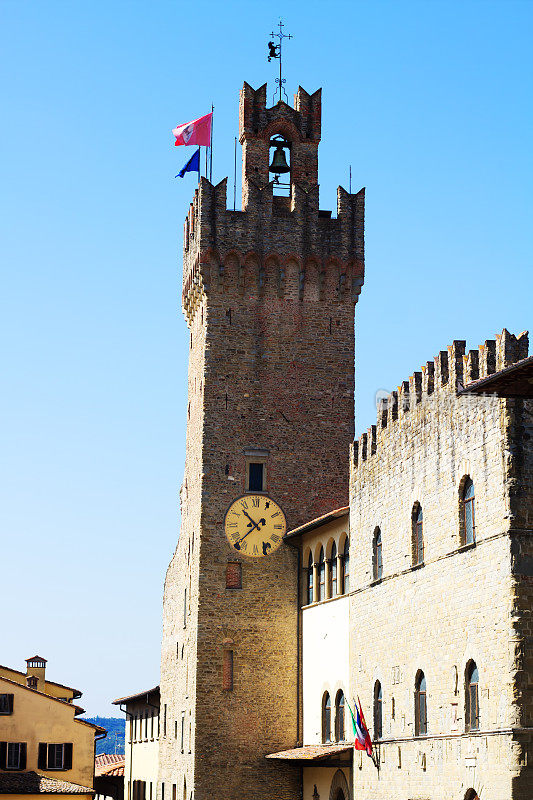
[
  {"x1": 266, "y1": 743, "x2": 353, "y2": 761},
  {"x1": 0, "y1": 677, "x2": 104, "y2": 734},
  {"x1": 0, "y1": 772, "x2": 93, "y2": 794},
  {"x1": 0, "y1": 663, "x2": 81, "y2": 699},
  {"x1": 113, "y1": 686, "x2": 159, "y2": 705},
  {"x1": 95, "y1": 755, "x2": 125, "y2": 778},
  {"x1": 459, "y1": 354, "x2": 533, "y2": 398},
  {"x1": 284, "y1": 507, "x2": 349, "y2": 540}
]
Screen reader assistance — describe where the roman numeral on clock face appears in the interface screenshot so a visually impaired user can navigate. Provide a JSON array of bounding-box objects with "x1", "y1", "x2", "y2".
[
  {"x1": 270, "y1": 534, "x2": 280, "y2": 543},
  {"x1": 252, "y1": 498, "x2": 260, "y2": 507}
]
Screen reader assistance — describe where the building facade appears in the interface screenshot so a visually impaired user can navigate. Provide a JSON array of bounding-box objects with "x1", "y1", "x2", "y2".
[
  {"x1": 158, "y1": 81, "x2": 364, "y2": 800},
  {"x1": 113, "y1": 688, "x2": 159, "y2": 800},
  {"x1": 0, "y1": 657, "x2": 104, "y2": 800},
  {"x1": 282, "y1": 330, "x2": 533, "y2": 800},
  {"x1": 158, "y1": 76, "x2": 533, "y2": 800}
]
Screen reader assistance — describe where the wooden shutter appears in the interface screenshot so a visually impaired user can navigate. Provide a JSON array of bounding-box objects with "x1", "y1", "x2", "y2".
[
  {"x1": 63, "y1": 743, "x2": 73, "y2": 770},
  {"x1": 0, "y1": 742, "x2": 7, "y2": 770},
  {"x1": 7, "y1": 695, "x2": 14, "y2": 714},
  {"x1": 38, "y1": 743, "x2": 47, "y2": 770},
  {"x1": 19, "y1": 743, "x2": 27, "y2": 770}
]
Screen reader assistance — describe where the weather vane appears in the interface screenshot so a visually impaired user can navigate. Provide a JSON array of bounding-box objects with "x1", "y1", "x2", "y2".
[{"x1": 268, "y1": 20, "x2": 293, "y2": 104}]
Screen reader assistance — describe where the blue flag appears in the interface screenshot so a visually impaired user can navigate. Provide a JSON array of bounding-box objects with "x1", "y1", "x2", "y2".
[{"x1": 175, "y1": 148, "x2": 200, "y2": 178}]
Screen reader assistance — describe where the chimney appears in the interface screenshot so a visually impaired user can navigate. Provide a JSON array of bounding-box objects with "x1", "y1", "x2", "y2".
[{"x1": 26, "y1": 655, "x2": 47, "y2": 691}]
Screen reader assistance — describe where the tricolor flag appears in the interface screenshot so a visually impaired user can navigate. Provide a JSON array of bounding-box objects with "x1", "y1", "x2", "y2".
[
  {"x1": 347, "y1": 697, "x2": 373, "y2": 757},
  {"x1": 172, "y1": 112, "x2": 212, "y2": 147}
]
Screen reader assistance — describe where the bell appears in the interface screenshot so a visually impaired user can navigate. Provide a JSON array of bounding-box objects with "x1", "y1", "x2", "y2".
[{"x1": 269, "y1": 145, "x2": 290, "y2": 174}]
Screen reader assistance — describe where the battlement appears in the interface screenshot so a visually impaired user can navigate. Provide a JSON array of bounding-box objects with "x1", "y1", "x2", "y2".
[
  {"x1": 180, "y1": 80, "x2": 365, "y2": 325},
  {"x1": 181, "y1": 176, "x2": 365, "y2": 324},
  {"x1": 352, "y1": 329, "x2": 529, "y2": 468}
]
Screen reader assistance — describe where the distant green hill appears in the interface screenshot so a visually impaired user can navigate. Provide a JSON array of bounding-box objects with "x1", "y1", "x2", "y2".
[{"x1": 84, "y1": 717, "x2": 125, "y2": 755}]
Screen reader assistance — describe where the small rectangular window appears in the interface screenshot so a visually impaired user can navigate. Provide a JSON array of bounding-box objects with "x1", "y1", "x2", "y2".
[
  {"x1": 46, "y1": 743, "x2": 71, "y2": 770},
  {"x1": 225, "y1": 562, "x2": 242, "y2": 589},
  {"x1": 0, "y1": 694, "x2": 13, "y2": 714},
  {"x1": 7, "y1": 743, "x2": 21, "y2": 770},
  {"x1": 223, "y1": 650, "x2": 234, "y2": 691},
  {"x1": 247, "y1": 462, "x2": 264, "y2": 492}
]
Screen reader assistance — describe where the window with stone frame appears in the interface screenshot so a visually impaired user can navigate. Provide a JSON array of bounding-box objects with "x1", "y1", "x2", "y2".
[
  {"x1": 306, "y1": 551, "x2": 314, "y2": 604},
  {"x1": 373, "y1": 681, "x2": 383, "y2": 740},
  {"x1": 318, "y1": 546, "x2": 326, "y2": 601},
  {"x1": 465, "y1": 661, "x2": 479, "y2": 731},
  {"x1": 461, "y1": 478, "x2": 476, "y2": 546},
  {"x1": 334, "y1": 690, "x2": 345, "y2": 741},
  {"x1": 414, "y1": 671, "x2": 427, "y2": 736},
  {"x1": 330, "y1": 541, "x2": 338, "y2": 597},
  {"x1": 322, "y1": 693, "x2": 331, "y2": 743},
  {"x1": 412, "y1": 503, "x2": 424, "y2": 565},
  {"x1": 342, "y1": 537, "x2": 350, "y2": 593},
  {"x1": 372, "y1": 528, "x2": 382, "y2": 581}
]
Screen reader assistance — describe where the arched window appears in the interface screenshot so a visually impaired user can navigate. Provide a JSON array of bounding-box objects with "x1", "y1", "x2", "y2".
[
  {"x1": 334, "y1": 691, "x2": 345, "y2": 741},
  {"x1": 342, "y1": 538, "x2": 350, "y2": 593},
  {"x1": 318, "y1": 547, "x2": 326, "y2": 601},
  {"x1": 322, "y1": 693, "x2": 331, "y2": 743},
  {"x1": 373, "y1": 681, "x2": 382, "y2": 740},
  {"x1": 373, "y1": 528, "x2": 382, "y2": 581},
  {"x1": 464, "y1": 790, "x2": 479, "y2": 800},
  {"x1": 463, "y1": 478, "x2": 476, "y2": 545},
  {"x1": 415, "y1": 671, "x2": 427, "y2": 735},
  {"x1": 306, "y1": 552, "x2": 314, "y2": 605},
  {"x1": 330, "y1": 542, "x2": 338, "y2": 597},
  {"x1": 412, "y1": 504, "x2": 424, "y2": 565},
  {"x1": 465, "y1": 661, "x2": 479, "y2": 731}
]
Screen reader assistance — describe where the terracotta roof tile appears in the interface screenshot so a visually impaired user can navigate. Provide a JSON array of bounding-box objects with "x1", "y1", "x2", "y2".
[
  {"x1": 95, "y1": 755, "x2": 125, "y2": 777},
  {"x1": 266, "y1": 743, "x2": 353, "y2": 760},
  {"x1": 0, "y1": 772, "x2": 93, "y2": 794},
  {"x1": 96, "y1": 764, "x2": 124, "y2": 778}
]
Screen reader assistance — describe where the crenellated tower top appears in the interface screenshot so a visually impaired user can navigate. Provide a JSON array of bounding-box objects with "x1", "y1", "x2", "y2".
[{"x1": 182, "y1": 82, "x2": 365, "y2": 325}]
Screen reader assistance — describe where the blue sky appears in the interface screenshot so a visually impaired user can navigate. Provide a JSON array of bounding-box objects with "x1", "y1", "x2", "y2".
[{"x1": 1, "y1": 0, "x2": 531, "y2": 716}]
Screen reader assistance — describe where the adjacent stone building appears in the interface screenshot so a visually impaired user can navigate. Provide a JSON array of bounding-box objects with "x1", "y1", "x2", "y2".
[{"x1": 158, "y1": 77, "x2": 533, "y2": 800}]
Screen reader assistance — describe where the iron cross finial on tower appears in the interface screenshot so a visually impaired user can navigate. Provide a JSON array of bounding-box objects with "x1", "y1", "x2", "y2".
[{"x1": 267, "y1": 19, "x2": 293, "y2": 104}]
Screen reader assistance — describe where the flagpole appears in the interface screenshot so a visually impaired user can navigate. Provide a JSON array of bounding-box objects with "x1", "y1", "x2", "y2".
[
  {"x1": 209, "y1": 104, "x2": 214, "y2": 183},
  {"x1": 233, "y1": 136, "x2": 237, "y2": 211}
]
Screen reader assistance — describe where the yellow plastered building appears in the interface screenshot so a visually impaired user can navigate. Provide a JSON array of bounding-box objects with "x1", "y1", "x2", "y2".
[{"x1": 0, "y1": 657, "x2": 104, "y2": 800}]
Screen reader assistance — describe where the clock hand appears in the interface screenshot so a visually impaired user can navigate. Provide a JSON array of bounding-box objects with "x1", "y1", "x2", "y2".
[
  {"x1": 242, "y1": 510, "x2": 261, "y2": 533},
  {"x1": 233, "y1": 511, "x2": 268, "y2": 549}
]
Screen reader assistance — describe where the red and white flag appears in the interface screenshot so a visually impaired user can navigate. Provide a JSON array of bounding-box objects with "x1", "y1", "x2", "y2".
[{"x1": 172, "y1": 112, "x2": 212, "y2": 147}]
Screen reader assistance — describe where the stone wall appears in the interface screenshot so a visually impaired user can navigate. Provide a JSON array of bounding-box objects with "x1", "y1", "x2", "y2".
[
  {"x1": 348, "y1": 330, "x2": 531, "y2": 799},
  {"x1": 160, "y1": 81, "x2": 365, "y2": 800}
]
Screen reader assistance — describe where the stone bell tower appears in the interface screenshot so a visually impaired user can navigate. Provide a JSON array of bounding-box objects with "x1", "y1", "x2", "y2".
[{"x1": 159, "y1": 82, "x2": 365, "y2": 800}]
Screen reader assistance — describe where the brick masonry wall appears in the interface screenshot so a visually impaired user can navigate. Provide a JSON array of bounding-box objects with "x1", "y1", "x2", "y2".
[
  {"x1": 348, "y1": 331, "x2": 532, "y2": 799},
  {"x1": 160, "y1": 82, "x2": 365, "y2": 800}
]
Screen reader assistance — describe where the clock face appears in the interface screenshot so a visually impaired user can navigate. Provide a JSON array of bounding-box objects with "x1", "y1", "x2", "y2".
[{"x1": 224, "y1": 495, "x2": 287, "y2": 557}]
